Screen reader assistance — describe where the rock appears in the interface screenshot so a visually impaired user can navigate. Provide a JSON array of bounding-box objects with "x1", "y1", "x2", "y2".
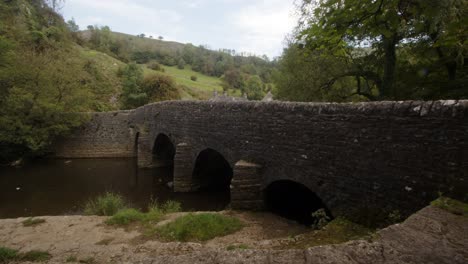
[
  {"x1": 167, "y1": 181, "x2": 174, "y2": 189},
  {"x1": 10, "y1": 159, "x2": 23, "y2": 167}
]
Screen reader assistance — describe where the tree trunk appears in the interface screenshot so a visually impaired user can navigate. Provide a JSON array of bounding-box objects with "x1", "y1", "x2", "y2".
[{"x1": 381, "y1": 35, "x2": 398, "y2": 99}]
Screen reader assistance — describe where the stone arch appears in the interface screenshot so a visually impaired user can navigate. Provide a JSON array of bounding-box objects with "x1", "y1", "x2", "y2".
[
  {"x1": 192, "y1": 148, "x2": 233, "y2": 193},
  {"x1": 152, "y1": 133, "x2": 176, "y2": 168},
  {"x1": 264, "y1": 180, "x2": 332, "y2": 226}
]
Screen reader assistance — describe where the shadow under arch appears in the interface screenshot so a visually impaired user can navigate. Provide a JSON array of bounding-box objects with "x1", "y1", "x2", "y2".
[
  {"x1": 191, "y1": 148, "x2": 233, "y2": 209},
  {"x1": 152, "y1": 133, "x2": 176, "y2": 168},
  {"x1": 264, "y1": 180, "x2": 332, "y2": 226}
]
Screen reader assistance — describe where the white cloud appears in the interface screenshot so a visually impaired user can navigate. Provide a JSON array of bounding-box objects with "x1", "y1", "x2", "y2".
[
  {"x1": 63, "y1": 0, "x2": 298, "y2": 57},
  {"x1": 228, "y1": 0, "x2": 298, "y2": 57},
  {"x1": 66, "y1": 0, "x2": 184, "y2": 40}
]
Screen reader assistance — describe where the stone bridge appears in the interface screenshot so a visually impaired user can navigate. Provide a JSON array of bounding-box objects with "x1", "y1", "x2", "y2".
[{"x1": 52, "y1": 100, "x2": 468, "y2": 224}]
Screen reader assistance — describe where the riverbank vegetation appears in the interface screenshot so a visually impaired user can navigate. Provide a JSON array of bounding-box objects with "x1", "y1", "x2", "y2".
[
  {"x1": 280, "y1": 218, "x2": 374, "y2": 249},
  {"x1": 155, "y1": 213, "x2": 244, "y2": 242},
  {"x1": 432, "y1": 196, "x2": 468, "y2": 216},
  {"x1": 22, "y1": 217, "x2": 46, "y2": 227},
  {"x1": 0, "y1": 247, "x2": 51, "y2": 263},
  {"x1": 83, "y1": 192, "x2": 126, "y2": 216}
]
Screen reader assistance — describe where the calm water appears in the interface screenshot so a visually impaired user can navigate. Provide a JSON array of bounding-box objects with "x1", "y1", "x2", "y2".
[{"x1": 0, "y1": 159, "x2": 229, "y2": 219}]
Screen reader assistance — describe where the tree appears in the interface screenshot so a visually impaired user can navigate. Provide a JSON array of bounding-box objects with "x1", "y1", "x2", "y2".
[
  {"x1": 177, "y1": 58, "x2": 185, "y2": 69},
  {"x1": 244, "y1": 75, "x2": 265, "y2": 100},
  {"x1": 141, "y1": 74, "x2": 180, "y2": 102},
  {"x1": 274, "y1": 43, "x2": 363, "y2": 102},
  {"x1": 66, "y1": 18, "x2": 79, "y2": 32},
  {"x1": 296, "y1": 0, "x2": 467, "y2": 100},
  {"x1": 119, "y1": 63, "x2": 146, "y2": 109},
  {"x1": 158, "y1": 36, "x2": 164, "y2": 40},
  {"x1": 0, "y1": 48, "x2": 92, "y2": 154},
  {"x1": 45, "y1": 0, "x2": 65, "y2": 11}
]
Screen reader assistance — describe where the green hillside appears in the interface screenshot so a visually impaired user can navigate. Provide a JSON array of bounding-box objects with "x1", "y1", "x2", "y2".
[{"x1": 82, "y1": 27, "x2": 276, "y2": 101}]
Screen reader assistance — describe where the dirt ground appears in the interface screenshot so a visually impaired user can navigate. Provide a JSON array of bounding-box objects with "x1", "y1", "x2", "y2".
[
  {"x1": 0, "y1": 207, "x2": 467, "y2": 264},
  {"x1": 0, "y1": 211, "x2": 308, "y2": 263}
]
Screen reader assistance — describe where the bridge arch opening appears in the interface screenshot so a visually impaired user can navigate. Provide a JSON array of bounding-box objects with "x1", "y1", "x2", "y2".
[
  {"x1": 264, "y1": 180, "x2": 332, "y2": 226},
  {"x1": 192, "y1": 148, "x2": 233, "y2": 208},
  {"x1": 152, "y1": 133, "x2": 176, "y2": 168}
]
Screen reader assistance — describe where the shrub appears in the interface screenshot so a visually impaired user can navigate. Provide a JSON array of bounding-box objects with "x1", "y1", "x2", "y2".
[
  {"x1": 22, "y1": 217, "x2": 46, "y2": 227},
  {"x1": 106, "y1": 200, "x2": 181, "y2": 227},
  {"x1": 141, "y1": 74, "x2": 181, "y2": 102},
  {"x1": 156, "y1": 213, "x2": 244, "y2": 242},
  {"x1": 148, "y1": 62, "x2": 165, "y2": 72},
  {"x1": 431, "y1": 196, "x2": 468, "y2": 216},
  {"x1": 161, "y1": 200, "x2": 182, "y2": 214},
  {"x1": 190, "y1": 75, "x2": 197, "y2": 82},
  {"x1": 0, "y1": 247, "x2": 18, "y2": 263},
  {"x1": 84, "y1": 192, "x2": 126, "y2": 216},
  {"x1": 106, "y1": 208, "x2": 144, "y2": 226},
  {"x1": 311, "y1": 208, "x2": 331, "y2": 229},
  {"x1": 20, "y1": 250, "x2": 51, "y2": 262},
  {"x1": 0, "y1": 247, "x2": 51, "y2": 263}
]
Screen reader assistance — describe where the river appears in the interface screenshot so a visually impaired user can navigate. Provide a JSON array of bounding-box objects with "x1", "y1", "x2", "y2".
[{"x1": 0, "y1": 158, "x2": 229, "y2": 218}]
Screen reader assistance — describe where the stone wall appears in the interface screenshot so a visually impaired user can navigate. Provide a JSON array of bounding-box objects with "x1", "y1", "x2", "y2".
[
  {"x1": 52, "y1": 100, "x2": 468, "y2": 221},
  {"x1": 53, "y1": 111, "x2": 136, "y2": 158}
]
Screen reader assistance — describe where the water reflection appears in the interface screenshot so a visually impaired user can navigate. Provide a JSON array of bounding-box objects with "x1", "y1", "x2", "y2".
[{"x1": 0, "y1": 159, "x2": 229, "y2": 218}]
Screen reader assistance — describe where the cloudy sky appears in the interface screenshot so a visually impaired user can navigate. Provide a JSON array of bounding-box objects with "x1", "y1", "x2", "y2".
[{"x1": 61, "y1": 0, "x2": 298, "y2": 58}]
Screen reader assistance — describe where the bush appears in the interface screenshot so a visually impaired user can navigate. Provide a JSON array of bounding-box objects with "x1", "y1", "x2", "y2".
[
  {"x1": 0, "y1": 247, "x2": 18, "y2": 263},
  {"x1": 84, "y1": 192, "x2": 127, "y2": 216},
  {"x1": 161, "y1": 200, "x2": 182, "y2": 214},
  {"x1": 156, "y1": 213, "x2": 244, "y2": 242},
  {"x1": 20, "y1": 251, "x2": 51, "y2": 262},
  {"x1": 106, "y1": 208, "x2": 144, "y2": 225},
  {"x1": 0, "y1": 247, "x2": 51, "y2": 263},
  {"x1": 148, "y1": 62, "x2": 165, "y2": 72},
  {"x1": 106, "y1": 200, "x2": 181, "y2": 226},
  {"x1": 22, "y1": 217, "x2": 46, "y2": 227},
  {"x1": 431, "y1": 196, "x2": 468, "y2": 216},
  {"x1": 141, "y1": 74, "x2": 181, "y2": 102},
  {"x1": 190, "y1": 75, "x2": 197, "y2": 82}
]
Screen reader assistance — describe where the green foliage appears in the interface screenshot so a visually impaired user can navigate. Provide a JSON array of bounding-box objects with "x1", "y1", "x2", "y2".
[
  {"x1": 84, "y1": 192, "x2": 127, "y2": 216},
  {"x1": 431, "y1": 197, "x2": 468, "y2": 216},
  {"x1": 0, "y1": 0, "x2": 121, "y2": 160},
  {"x1": 190, "y1": 75, "x2": 198, "y2": 81},
  {"x1": 274, "y1": 43, "x2": 366, "y2": 102},
  {"x1": 106, "y1": 200, "x2": 181, "y2": 226},
  {"x1": 160, "y1": 200, "x2": 182, "y2": 214},
  {"x1": 244, "y1": 75, "x2": 265, "y2": 100},
  {"x1": 311, "y1": 209, "x2": 331, "y2": 230},
  {"x1": 0, "y1": 48, "x2": 92, "y2": 154},
  {"x1": 0, "y1": 247, "x2": 18, "y2": 263},
  {"x1": 20, "y1": 250, "x2": 51, "y2": 262},
  {"x1": 148, "y1": 62, "x2": 165, "y2": 72},
  {"x1": 0, "y1": 247, "x2": 51, "y2": 263},
  {"x1": 292, "y1": 0, "x2": 468, "y2": 101},
  {"x1": 156, "y1": 213, "x2": 244, "y2": 242},
  {"x1": 119, "y1": 63, "x2": 146, "y2": 109},
  {"x1": 283, "y1": 218, "x2": 374, "y2": 249},
  {"x1": 177, "y1": 58, "x2": 186, "y2": 69},
  {"x1": 106, "y1": 208, "x2": 145, "y2": 225},
  {"x1": 141, "y1": 73, "x2": 181, "y2": 102},
  {"x1": 22, "y1": 217, "x2": 46, "y2": 227}
]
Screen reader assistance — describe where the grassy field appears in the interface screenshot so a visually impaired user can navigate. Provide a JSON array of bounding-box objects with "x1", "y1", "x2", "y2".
[{"x1": 142, "y1": 63, "x2": 241, "y2": 100}]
